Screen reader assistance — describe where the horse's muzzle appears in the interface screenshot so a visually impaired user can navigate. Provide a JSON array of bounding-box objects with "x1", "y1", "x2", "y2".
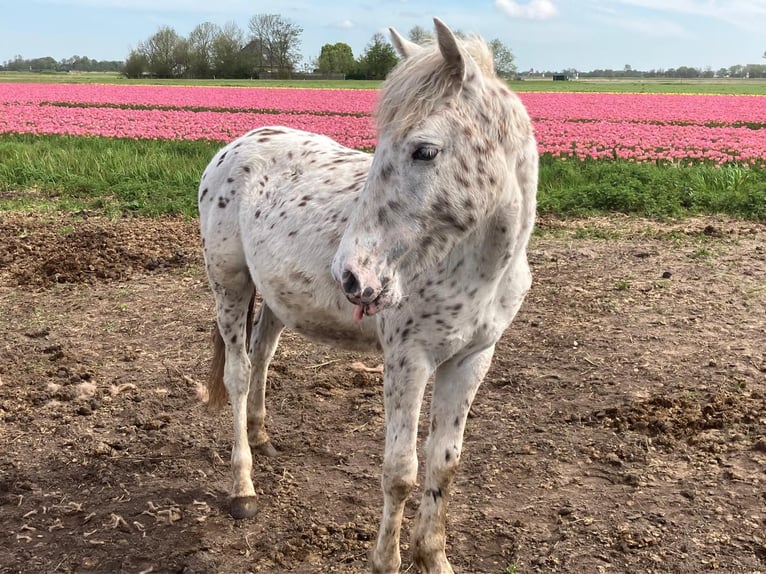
[{"x1": 337, "y1": 265, "x2": 391, "y2": 317}]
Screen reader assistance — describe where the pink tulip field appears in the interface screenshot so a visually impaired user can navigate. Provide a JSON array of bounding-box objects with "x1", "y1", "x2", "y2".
[{"x1": 0, "y1": 83, "x2": 763, "y2": 166}]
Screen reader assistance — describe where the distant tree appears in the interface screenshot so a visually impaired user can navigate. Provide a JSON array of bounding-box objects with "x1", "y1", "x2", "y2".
[
  {"x1": 123, "y1": 50, "x2": 148, "y2": 78},
  {"x1": 487, "y1": 38, "x2": 516, "y2": 78},
  {"x1": 745, "y1": 64, "x2": 766, "y2": 78},
  {"x1": 60, "y1": 55, "x2": 81, "y2": 71},
  {"x1": 27, "y1": 56, "x2": 58, "y2": 71},
  {"x1": 357, "y1": 32, "x2": 398, "y2": 80},
  {"x1": 174, "y1": 37, "x2": 191, "y2": 77},
  {"x1": 187, "y1": 22, "x2": 219, "y2": 78},
  {"x1": 140, "y1": 26, "x2": 183, "y2": 78},
  {"x1": 675, "y1": 66, "x2": 700, "y2": 78},
  {"x1": 408, "y1": 25, "x2": 433, "y2": 45},
  {"x1": 728, "y1": 64, "x2": 745, "y2": 78},
  {"x1": 316, "y1": 42, "x2": 355, "y2": 75},
  {"x1": 247, "y1": 13, "x2": 303, "y2": 76},
  {"x1": 211, "y1": 21, "x2": 247, "y2": 78},
  {"x1": 1, "y1": 55, "x2": 22, "y2": 71}
]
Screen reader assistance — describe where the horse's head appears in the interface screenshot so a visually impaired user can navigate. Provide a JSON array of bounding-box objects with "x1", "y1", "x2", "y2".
[{"x1": 332, "y1": 18, "x2": 533, "y2": 319}]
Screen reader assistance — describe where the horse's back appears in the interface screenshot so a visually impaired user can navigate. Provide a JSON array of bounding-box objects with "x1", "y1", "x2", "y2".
[{"x1": 199, "y1": 127, "x2": 379, "y2": 350}]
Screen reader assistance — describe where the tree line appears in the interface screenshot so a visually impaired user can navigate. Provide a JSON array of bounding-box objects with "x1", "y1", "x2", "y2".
[
  {"x1": 548, "y1": 64, "x2": 766, "y2": 79},
  {"x1": 0, "y1": 14, "x2": 516, "y2": 81},
  {"x1": 119, "y1": 16, "x2": 518, "y2": 80},
  {"x1": 117, "y1": 14, "x2": 401, "y2": 80},
  {"x1": 0, "y1": 55, "x2": 122, "y2": 73},
  {"x1": 2, "y1": 14, "x2": 761, "y2": 80}
]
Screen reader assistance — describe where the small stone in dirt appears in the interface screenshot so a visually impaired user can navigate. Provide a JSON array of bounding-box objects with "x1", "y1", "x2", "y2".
[
  {"x1": 77, "y1": 405, "x2": 92, "y2": 416},
  {"x1": 661, "y1": 271, "x2": 672, "y2": 279},
  {"x1": 752, "y1": 438, "x2": 766, "y2": 452},
  {"x1": 93, "y1": 442, "x2": 112, "y2": 456},
  {"x1": 622, "y1": 472, "x2": 641, "y2": 486},
  {"x1": 605, "y1": 452, "x2": 623, "y2": 466},
  {"x1": 703, "y1": 225, "x2": 722, "y2": 237},
  {"x1": 558, "y1": 505, "x2": 574, "y2": 516},
  {"x1": 144, "y1": 419, "x2": 164, "y2": 431}
]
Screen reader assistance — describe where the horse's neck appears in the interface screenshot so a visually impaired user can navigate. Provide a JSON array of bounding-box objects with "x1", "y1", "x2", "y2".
[{"x1": 406, "y1": 193, "x2": 524, "y2": 288}]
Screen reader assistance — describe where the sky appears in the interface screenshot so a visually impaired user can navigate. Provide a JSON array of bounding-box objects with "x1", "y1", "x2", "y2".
[{"x1": 1, "y1": 0, "x2": 765, "y2": 72}]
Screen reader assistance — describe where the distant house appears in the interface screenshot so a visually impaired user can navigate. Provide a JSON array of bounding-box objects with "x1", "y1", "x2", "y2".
[{"x1": 552, "y1": 74, "x2": 568, "y2": 81}]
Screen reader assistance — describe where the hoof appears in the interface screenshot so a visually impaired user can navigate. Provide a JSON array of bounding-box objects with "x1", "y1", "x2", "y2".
[
  {"x1": 255, "y1": 440, "x2": 279, "y2": 457},
  {"x1": 230, "y1": 496, "x2": 258, "y2": 519}
]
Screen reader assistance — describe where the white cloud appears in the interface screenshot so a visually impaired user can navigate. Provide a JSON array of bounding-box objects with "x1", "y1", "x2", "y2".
[
  {"x1": 334, "y1": 19, "x2": 355, "y2": 29},
  {"x1": 605, "y1": 0, "x2": 766, "y2": 28},
  {"x1": 495, "y1": 0, "x2": 558, "y2": 19}
]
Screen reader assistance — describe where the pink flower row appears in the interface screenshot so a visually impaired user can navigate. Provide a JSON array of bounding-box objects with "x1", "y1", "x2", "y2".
[
  {"x1": 2, "y1": 83, "x2": 765, "y2": 125},
  {"x1": 1, "y1": 83, "x2": 764, "y2": 164},
  {"x1": 520, "y1": 92, "x2": 766, "y2": 125},
  {"x1": 534, "y1": 119, "x2": 765, "y2": 164},
  {"x1": 0, "y1": 83, "x2": 378, "y2": 115},
  {"x1": 0, "y1": 103, "x2": 376, "y2": 149}
]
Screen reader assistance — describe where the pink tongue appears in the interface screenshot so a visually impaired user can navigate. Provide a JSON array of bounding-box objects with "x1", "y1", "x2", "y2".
[{"x1": 353, "y1": 305, "x2": 364, "y2": 322}]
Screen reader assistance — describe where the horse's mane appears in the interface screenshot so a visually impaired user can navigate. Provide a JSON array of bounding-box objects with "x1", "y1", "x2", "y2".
[{"x1": 375, "y1": 35, "x2": 496, "y2": 137}]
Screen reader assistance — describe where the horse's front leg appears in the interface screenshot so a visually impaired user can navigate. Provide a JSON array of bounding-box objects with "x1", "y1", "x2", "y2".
[
  {"x1": 372, "y1": 349, "x2": 432, "y2": 574},
  {"x1": 412, "y1": 347, "x2": 495, "y2": 573}
]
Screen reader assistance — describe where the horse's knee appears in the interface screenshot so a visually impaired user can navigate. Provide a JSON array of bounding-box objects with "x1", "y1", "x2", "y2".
[{"x1": 381, "y1": 459, "x2": 417, "y2": 501}]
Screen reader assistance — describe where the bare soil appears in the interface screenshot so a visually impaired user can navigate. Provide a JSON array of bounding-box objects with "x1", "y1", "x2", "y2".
[{"x1": 0, "y1": 212, "x2": 764, "y2": 574}]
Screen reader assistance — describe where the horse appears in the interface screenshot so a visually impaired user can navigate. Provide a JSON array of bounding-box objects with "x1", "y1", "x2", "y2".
[{"x1": 198, "y1": 18, "x2": 538, "y2": 573}]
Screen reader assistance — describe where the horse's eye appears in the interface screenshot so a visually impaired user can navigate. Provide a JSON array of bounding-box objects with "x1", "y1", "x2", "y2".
[{"x1": 412, "y1": 146, "x2": 439, "y2": 161}]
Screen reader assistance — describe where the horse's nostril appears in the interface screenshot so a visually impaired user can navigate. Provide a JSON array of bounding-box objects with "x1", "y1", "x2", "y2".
[{"x1": 341, "y1": 269, "x2": 360, "y2": 295}]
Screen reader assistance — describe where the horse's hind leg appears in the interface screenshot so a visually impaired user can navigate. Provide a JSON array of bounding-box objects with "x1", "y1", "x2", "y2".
[
  {"x1": 246, "y1": 303, "x2": 284, "y2": 457},
  {"x1": 209, "y1": 268, "x2": 258, "y2": 519},
  {"x1": 412, "y1": 347, "x2": 495, "y2": 573}
]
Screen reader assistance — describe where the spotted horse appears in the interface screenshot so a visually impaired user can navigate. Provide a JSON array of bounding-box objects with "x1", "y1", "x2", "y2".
[{"x1": 199, "y1": 18, "x2": 538, "y2": 574}]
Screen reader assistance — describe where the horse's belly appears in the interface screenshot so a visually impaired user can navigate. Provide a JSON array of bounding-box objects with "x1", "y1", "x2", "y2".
[
  {"x1": 252, "y1": 259, "x2": 380, "y2": 352},
  {"x1": 290, "y1": 314, "x2": 381, "y2": 352},
  {"x1": 265, "y1": 291, "x2": 381, "y2": 352}
]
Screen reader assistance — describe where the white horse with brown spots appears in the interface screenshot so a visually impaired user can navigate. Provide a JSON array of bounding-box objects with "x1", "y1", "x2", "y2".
[{"x1": 199, "y1": 18, "x2": 537, "y2": 573}]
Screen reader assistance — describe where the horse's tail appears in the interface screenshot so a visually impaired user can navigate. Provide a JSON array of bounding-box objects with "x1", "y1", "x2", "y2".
[{"x1": 206, "y1": 291, "x2": 257, "y2": 413}]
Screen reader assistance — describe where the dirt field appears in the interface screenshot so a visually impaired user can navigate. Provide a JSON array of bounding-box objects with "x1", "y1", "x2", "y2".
[{"x1": 0, "y1": 212, "x2": 764, "y2": 574}]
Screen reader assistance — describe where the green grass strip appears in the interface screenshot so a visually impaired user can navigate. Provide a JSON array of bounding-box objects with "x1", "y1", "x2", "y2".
[
  {"x1": 538, "y1": 154, "x2": 766, "y2": 219},
  {"x1": 0, "y1": 133, "x2": 218, "y2": 216},
  {"x1": 0, "y1": 133, "x2": 764, "y2": 219}
]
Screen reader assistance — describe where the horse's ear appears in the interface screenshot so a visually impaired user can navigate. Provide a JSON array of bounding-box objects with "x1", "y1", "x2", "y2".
[
  {"x1": 389, "y1": 27, "x2": 422, "y2": 59},
  {"x1": 433, "y1": 17, "x2": 476, "y2": 84}
]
